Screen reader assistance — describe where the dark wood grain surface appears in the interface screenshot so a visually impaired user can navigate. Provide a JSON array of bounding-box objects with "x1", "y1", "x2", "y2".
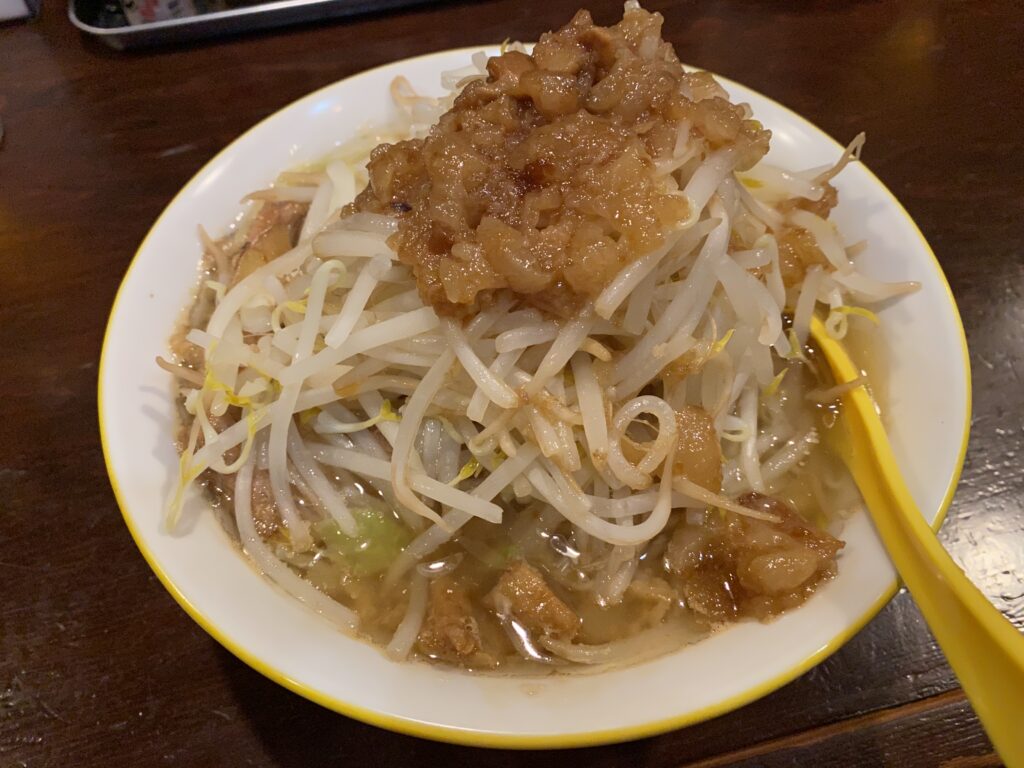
[{"x1": 2, "y1": 1, "x2": 1022, "y2": 766}]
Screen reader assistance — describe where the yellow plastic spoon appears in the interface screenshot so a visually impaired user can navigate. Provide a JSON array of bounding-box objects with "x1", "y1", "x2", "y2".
[{"x1": 808, "y1": 315, "x2": 1024, "y2": 766}]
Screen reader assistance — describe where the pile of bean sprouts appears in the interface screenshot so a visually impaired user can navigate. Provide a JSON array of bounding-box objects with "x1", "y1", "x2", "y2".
[{"x1": 165, "y1": 45, "x2": 917, "y2": 642}]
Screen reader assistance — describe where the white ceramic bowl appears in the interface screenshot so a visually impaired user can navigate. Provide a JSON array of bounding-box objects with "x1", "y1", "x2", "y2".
[{"x1": 99, "y1": 47, "x2": 971, "y2": 748}]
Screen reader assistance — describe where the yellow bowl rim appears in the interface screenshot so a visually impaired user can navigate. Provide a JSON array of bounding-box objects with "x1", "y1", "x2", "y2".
[{"x1": 97, "y1": 46, "x2": 972, "y2": 750}]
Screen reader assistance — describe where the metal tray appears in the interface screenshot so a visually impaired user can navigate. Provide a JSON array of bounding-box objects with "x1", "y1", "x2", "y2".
[{"x1": 69, "y1": 0, "x2": 439, "y2": 49}]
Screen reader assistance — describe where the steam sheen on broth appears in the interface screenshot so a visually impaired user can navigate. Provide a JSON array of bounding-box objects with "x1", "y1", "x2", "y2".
[{"x1": 163, "y1": 3, "x2": 916, "y2": 673}]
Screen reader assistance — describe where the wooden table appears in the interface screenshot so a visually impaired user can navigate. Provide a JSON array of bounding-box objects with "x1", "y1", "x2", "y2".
[{"x1": 2, "y1": 1, "x2": 1022, "y2": 765}]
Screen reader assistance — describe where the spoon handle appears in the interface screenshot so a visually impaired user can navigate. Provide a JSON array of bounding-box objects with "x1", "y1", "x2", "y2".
[{"x1": 812, "y1": 319, "x2": 1024, "y2": 766}]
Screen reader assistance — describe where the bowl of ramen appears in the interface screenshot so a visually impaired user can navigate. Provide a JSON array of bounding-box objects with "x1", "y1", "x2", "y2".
[{"x1": 99, "y1": 2, "x2": 970, "y2": 747}]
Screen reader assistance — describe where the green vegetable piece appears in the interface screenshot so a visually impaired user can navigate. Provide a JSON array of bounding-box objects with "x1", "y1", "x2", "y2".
[{"x1": 314, "y1": 507, "x2": 412, "y2": 577}]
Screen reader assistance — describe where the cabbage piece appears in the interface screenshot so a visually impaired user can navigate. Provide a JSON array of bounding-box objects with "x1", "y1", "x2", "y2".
[{"x1": 315, "y1": 507, "x2": 412, "y2": 576}]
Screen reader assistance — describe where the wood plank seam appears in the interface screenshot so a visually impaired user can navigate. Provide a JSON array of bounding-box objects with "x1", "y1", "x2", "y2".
[{"x1": 676, "y1": 688, "x2": 978, "y2": 767}]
